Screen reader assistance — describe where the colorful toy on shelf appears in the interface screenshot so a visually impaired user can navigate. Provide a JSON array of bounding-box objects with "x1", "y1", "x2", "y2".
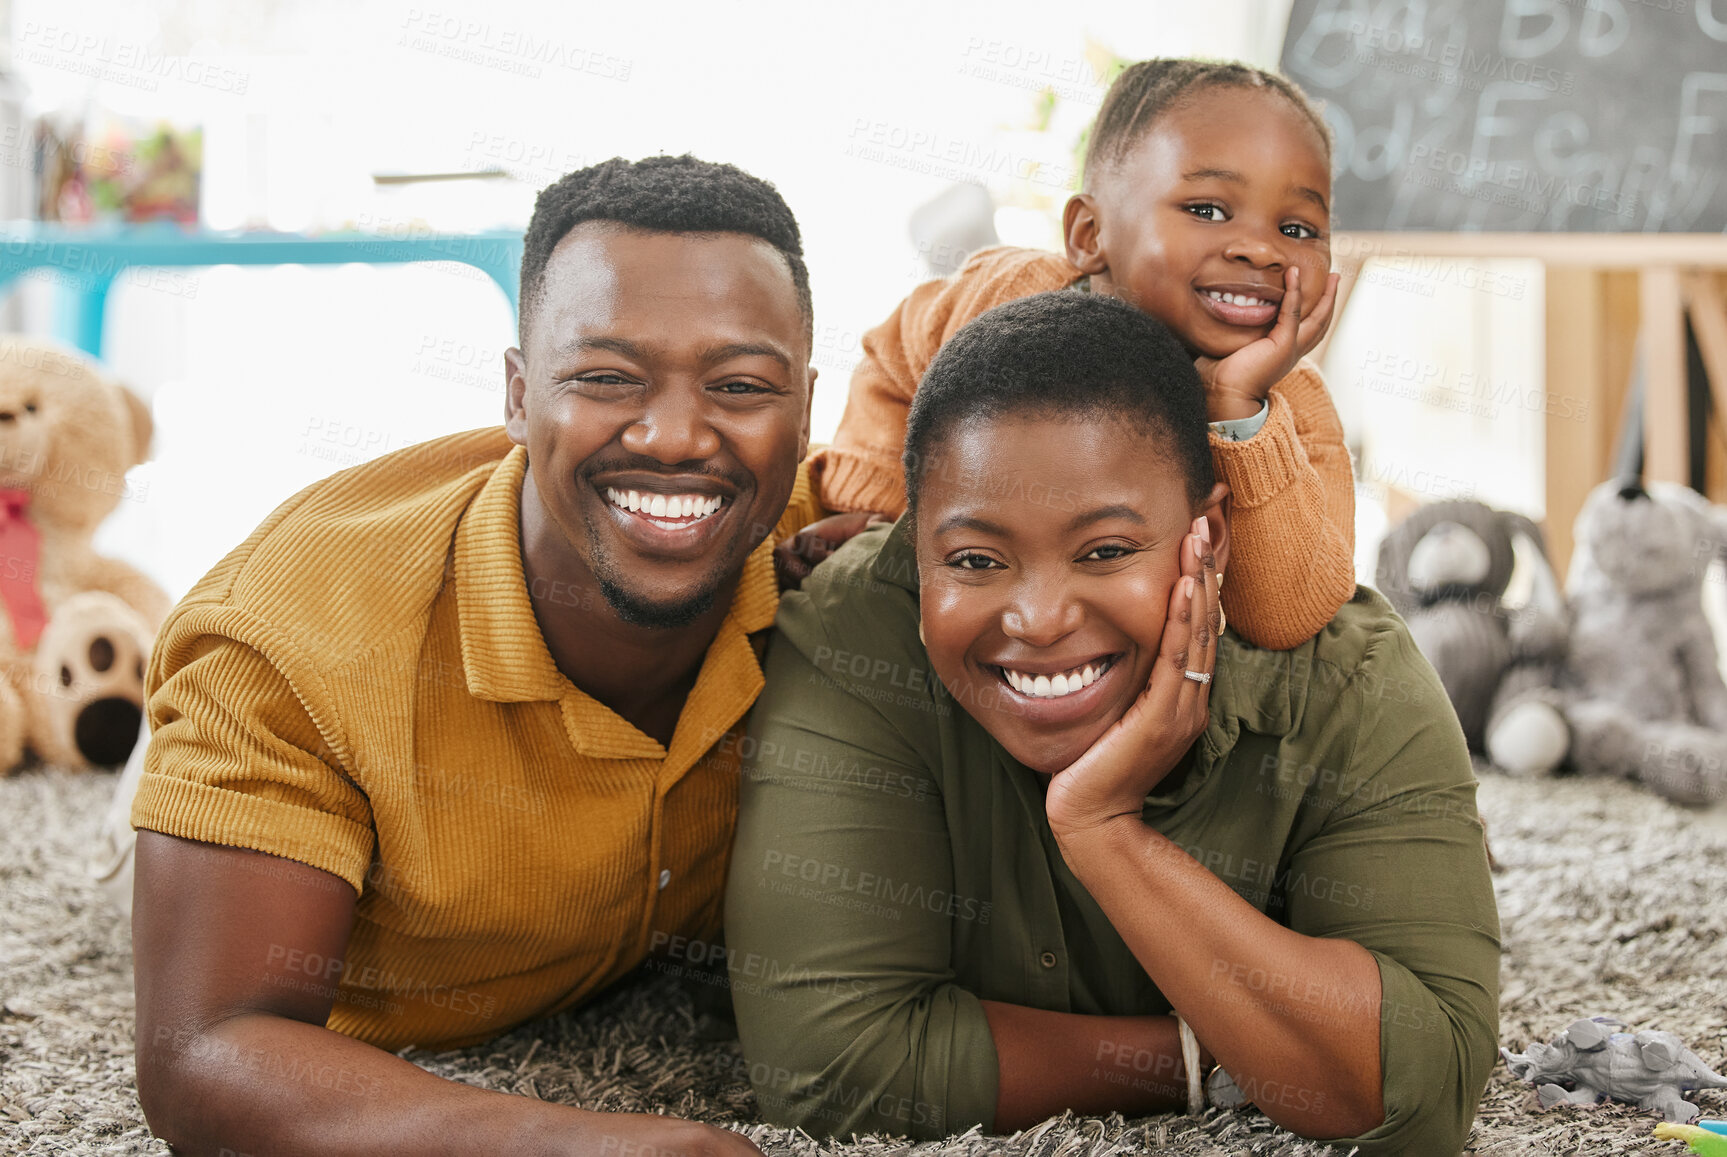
[
  {"x1": 35, "y1": 117, "x2": 201, "y2": 225},
  {"x1": 1502, "y1": 1018, "x2": 1727, "y2": 1124}
]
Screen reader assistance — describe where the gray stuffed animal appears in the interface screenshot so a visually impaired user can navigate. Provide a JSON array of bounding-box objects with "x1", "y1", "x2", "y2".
[
  {"x1": 1501, "y1": 1017, "x2": 1727, "y2": 1123},
  {"x1": 1374, "y1": 500, "x2": 1569, "y2": 770},
  {"x1": 1546, "y1": 478, "x2": 1727, "y2": 805}
]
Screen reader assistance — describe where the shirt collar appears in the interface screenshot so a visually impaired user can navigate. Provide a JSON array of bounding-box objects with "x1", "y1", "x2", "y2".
[
  {"x1": 453, "y1": 444, "x2": 781, "y2": 756},
  {"x1": 454, "y1": 445, "x2": 565, "y2": 704}
]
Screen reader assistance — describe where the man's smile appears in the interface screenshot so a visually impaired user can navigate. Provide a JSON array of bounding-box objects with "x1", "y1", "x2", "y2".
[
  {"x1": 604, "y1": 486, "x2": 727, "y2": 524},
  {"x1": 595, "y1": 480, "x2": 738, "y2": 554}
]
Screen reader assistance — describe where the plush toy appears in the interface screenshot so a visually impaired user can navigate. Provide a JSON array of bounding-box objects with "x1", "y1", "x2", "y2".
[
  {"x1": 1539, "y1": 478, "x2": 1727, "y2": 805},
  {"x1": 1374, "y1": 499, "x2": 1569, "y2": 772},
  {"x1": 1503, "y1": 1017, "x2": 1727, "y2": 1123},
  {"x1": 0, "y1": 338, "x2": 168, "y2": 772}
]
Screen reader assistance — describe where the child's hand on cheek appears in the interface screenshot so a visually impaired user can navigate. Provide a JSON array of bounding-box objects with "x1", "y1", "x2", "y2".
[
  {"x1": 1193, "y1": 266, "x2": 1340, "y2": 423},
  {"x1": 1045, "y1": 520, "x2": 1221, "y2": 843}
]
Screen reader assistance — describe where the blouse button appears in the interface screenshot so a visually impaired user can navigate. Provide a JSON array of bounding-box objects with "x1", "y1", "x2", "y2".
[
  {"x1": 1039, "y1": 950, "x2": 1058, "y2": 969},
  {"x1": 658, "y1": 868, "x2": 672, "y2": 890}
]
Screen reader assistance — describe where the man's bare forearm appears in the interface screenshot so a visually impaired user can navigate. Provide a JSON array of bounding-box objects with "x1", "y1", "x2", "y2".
[
  {"x1": 141, "y1": 1011, "x2": 636, "y2": 1157},
  {"x1": 132, "y1": 832, "x2": 758, "y2": 1157}
]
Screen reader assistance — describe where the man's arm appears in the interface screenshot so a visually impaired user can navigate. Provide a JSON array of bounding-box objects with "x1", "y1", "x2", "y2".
[
  {"x1": 133, "y1": 831, "x2": 759, "y2": 1157},
  {"x1": 133, "y1": 608, "x2": 759, "y2": 1157}
]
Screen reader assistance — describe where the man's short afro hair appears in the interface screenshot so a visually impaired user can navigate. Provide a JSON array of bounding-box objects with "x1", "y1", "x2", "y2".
[
  {"x1": 903, "y1": 291, "x2": 1214, "y2": 512},
  {"x1": 518, "y1": 154, "x2": 812, "y2": 345}
]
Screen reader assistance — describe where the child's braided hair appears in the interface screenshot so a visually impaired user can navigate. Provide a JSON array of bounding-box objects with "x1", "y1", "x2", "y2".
[{"x1": 1083, "y1": 59, "x2": 1332, "y2": 187}]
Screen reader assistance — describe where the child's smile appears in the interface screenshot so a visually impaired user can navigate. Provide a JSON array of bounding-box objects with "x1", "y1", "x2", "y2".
[{"x1": 1197, "y1": 284, "x2": 1283, "y2": 329}]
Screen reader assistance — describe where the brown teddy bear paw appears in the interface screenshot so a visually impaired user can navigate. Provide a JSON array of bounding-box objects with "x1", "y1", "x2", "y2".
[
  {"x1": 29, "y1": 591, "x2": 153, "y2": 769},
  {"x1": 0, "y1": 677, "x2": 28, "y2": 774}
]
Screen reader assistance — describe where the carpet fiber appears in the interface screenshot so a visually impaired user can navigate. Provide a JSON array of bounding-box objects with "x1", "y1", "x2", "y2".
[{"x1": 3, "y1": 766, "x2": 1724, "y2": 1155}]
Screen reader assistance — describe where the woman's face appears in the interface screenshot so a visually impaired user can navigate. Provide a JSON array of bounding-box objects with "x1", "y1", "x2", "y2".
[{"x1": 913, "y1": 414, "x2": 1219, "y2": 774}]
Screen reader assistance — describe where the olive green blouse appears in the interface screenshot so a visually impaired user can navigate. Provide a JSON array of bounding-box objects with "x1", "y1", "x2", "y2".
[{"x1": 724, "y1": 521, "x2": 1499, "y2": 1155}]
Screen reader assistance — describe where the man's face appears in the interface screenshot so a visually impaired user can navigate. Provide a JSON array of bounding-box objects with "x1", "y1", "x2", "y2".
[
  {"x1": 1080, "y1": 88, "x2": 1333, "y2": 360},
  {"x1": 505, "y1": 224, "x2": 812, "y2": 628}
]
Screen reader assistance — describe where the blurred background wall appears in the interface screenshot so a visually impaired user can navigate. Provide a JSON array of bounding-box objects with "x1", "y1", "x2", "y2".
[{"x1": 2, "y1": 0, "x2": 1543, "y2": 598}]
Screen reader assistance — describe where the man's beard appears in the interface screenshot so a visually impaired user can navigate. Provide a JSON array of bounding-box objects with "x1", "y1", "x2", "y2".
[
  {"x1": 582, "y1": 517, "x2": 732, "y2": 630},
  {"x1": 595, "y1": 571, "x2": 718, "y2": 629},
  {"x1": 572, "y1": 454, "x2": 756, "y2": 629}
]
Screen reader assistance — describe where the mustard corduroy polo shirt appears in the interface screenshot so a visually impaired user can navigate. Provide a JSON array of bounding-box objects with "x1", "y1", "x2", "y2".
[{"x1": 133, "y1": 426, "x2": 825, "y2": 1050}]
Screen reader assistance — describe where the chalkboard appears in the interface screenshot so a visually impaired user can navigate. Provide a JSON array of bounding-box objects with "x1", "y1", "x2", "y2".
[{"x1": 1279, "y1": 0, "x2": 1727, "y2": 232}]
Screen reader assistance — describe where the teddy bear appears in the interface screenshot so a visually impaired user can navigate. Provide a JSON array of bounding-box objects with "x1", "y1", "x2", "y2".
[
  {"x1": 1374, "y1": 498, "x2": 1570, "y2": 772},
  {"x1": 1533, "y1": 477, "x2": 1727, "y2": 805},
  {"x1": 0, "y1": 337, "x2": 168, "y2": 773}
]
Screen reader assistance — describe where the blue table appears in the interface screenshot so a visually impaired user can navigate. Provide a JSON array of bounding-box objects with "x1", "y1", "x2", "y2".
[{"x1": 0, "y1": 223, "x2": 523, "y2": 357}]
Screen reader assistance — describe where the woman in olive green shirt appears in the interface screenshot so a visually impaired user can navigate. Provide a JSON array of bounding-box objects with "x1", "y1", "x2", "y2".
[{"x1": 725, "y1": 294, "x2": 1499, "y2": 1156}]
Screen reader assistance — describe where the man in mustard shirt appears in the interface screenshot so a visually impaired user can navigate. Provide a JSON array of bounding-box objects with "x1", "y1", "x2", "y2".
[{"x1": 129, "y1": 155, "x2": 823, "y2": 1157}]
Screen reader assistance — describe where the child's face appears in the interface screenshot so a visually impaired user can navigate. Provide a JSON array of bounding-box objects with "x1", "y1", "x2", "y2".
[
  {"x1": 1076, "y1": 87, "x2": 1332, "y2": 361},
  {"x1": 912, "y1": 414, "x2": 1222, "y2": 775}
]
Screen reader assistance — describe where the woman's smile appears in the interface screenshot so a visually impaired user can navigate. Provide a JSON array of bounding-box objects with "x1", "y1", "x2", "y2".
[
  {"x1": 985, "y1": 652, "x2": 1126, "y2": 727},
  {"x1": 994, "y1": 654, "x2": 1116, "y2": 699}
]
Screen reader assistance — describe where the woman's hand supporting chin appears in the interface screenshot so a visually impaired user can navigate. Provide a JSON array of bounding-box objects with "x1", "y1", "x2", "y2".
[
  {"x1": 1045, "y1": 518, "x2": 1387, "y2": 1142},
  {"x1": 1045, "y1": 516, "x2": 1220, "y2": 836}
]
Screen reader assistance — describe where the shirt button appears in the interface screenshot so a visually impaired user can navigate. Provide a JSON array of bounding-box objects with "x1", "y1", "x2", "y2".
[
  {"x1": 658, "y1": 868, "x2": 672, "y2": 890},
  {"x1": 1039, "y1": 951, "x2": 1058, "y2": 969}
]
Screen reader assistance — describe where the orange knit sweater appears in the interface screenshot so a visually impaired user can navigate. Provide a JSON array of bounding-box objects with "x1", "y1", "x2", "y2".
[{"x1": 810, "y1": 247, "x2": 1357, "y2": 651}]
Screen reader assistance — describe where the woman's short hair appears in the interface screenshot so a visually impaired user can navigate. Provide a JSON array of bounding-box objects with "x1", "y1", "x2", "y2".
[{"x1": 903, "y1": 291, "x2": 1215, "y2": 512}]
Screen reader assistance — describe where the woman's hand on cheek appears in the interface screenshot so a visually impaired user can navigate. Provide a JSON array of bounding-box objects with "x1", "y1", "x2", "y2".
[
  {"x1": 1045, "y1": 520, "x2": 1220, "y2": 845},
  {"x1": 1192, "y1": 267, "x2": 1340, "y2": 422}
]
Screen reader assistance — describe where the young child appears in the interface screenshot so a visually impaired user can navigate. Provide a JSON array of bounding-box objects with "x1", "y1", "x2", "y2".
[{"x1": 810, "y1": 59, "x2": 1353, "y2": 651}]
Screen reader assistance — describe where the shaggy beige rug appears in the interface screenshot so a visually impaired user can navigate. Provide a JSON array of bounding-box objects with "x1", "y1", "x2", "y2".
[{"x1": 3, "y1": 765, "x2": 1724, "y2": 1155}]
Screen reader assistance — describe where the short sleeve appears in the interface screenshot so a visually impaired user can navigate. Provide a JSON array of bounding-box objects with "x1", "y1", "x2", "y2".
[
  {"x1": 132, "y1": 609, "x2": 374, "y2": 893},
  {"x1": 724, "y1": 587, "x2": 999, "y2": 1139},
  {"x1": 1281, "y1": 624, "x2": 1500, "y2": 1157}
]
